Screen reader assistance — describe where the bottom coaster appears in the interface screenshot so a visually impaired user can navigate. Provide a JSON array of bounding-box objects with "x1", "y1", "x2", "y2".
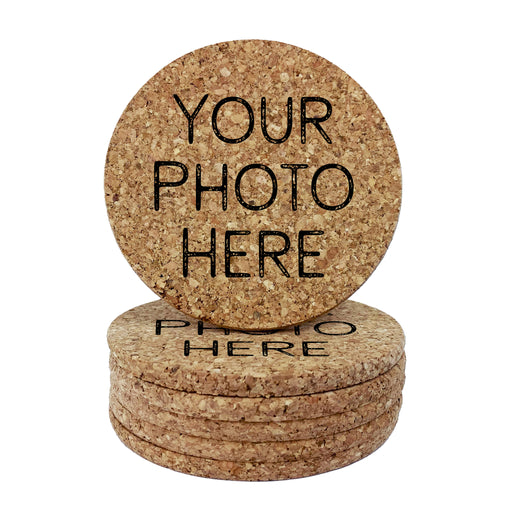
[
  {"x1": 110, "y1": 397, "x2": 401, "y2": 463},
  {"x1": 111, "y1": 383, "x2": 402, "y2": 442},
  {"x1": 110, "y1": 410, "x2": 398, "y2": 481}
]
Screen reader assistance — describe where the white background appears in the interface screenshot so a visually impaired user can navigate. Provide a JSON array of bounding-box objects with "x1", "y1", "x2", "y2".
[{"x1": 1, "y1": 1, "x2": 511, "y2": 510}]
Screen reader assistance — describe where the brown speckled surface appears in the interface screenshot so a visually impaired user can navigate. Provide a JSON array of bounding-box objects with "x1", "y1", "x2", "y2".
[
  {"x1": 110, "y1": 398, "x2": 400, "y2": 462},
  {"x1": 108, "y1": 299, "x2": 405, "y2": 396},
  {"x1": 110, "y1": 409, "x2": 398, "y2": 480},
  {"x1": 110, "y1": 383, "x2": 402, "y2": 442},
  {"x1": 110, "y1": 354, "x2": 405, "y2": 421},
  {"x1": 105, "y1": 40, "x2": 401, "y2": 330}
]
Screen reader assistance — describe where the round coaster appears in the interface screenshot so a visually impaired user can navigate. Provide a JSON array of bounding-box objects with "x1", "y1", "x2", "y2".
[
  {"x1": 110, "y1": 398, "x2": 400, "y2": 463},
  {"x1": 107, "y1": 299, "x2": 405, "y2": 397},
  {"x1": 110, "y1": 409, "x2": 397, "y2": 481},
  {"x1": 110, "y1": 385, "x2": 402, "y2": 443},
  {"x1": 110, "y1": 353, "x2": 405, "y2": 421},
  {"x1": 105, "y1": 39, "x2": 401, "y2": 330}
]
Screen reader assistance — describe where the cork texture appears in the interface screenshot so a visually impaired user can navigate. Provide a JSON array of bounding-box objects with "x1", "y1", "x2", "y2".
[
  {"x1": 110, "y1": 383, "x2": 402, "y2": 442},
  {"x1": 110, "y1": 398, "x2": 400, "y2": 463},
  {"x1": 107, "y1": 299, "x2": 405, "y2": 396},
  {"x1": 110, "y1": 409, "x2": 397, "y2": 480},
  {"x1": 110, "y1": 354, "x2": 405, "y2": 422},
  {"x1": 105, "y1": 39, "x2": 401, "y2": 330}
]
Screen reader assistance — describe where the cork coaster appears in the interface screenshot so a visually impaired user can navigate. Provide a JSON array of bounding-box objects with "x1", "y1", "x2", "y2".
[
  {"x1": 108, "y1": 299, "x2": 405, "y2": 396},
  {"x1": 110, "y1": 384, "x2": 402, "y2": 442},
  {"x1": 110, "y1": 398, "x2": 400, "y2": 463},
  {"x1": 110, "y1": 353, "x2": 405, "y2": 422},
  {"x1": 105, "y1": 39, "x2": 401, "y2": 330},
  {"x1": 110, "y1": 409, "x2": 397, "y2": 480}
]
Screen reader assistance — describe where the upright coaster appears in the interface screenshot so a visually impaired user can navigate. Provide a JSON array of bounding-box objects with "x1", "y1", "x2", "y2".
[
  {"x1": 105, "y1": 39, "x2": 401, "y2": 330},
  {"x1": 110, "y1": 354, "x2": 405, "y2": 421},
  {"x1": 108, "y1": 299, "x2": 405, "y2": 396}
]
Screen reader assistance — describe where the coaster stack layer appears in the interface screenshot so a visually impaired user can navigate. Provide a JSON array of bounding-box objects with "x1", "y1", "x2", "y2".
[{"x1": 108, "y1": 299, "x2": 405, "y2": 480}]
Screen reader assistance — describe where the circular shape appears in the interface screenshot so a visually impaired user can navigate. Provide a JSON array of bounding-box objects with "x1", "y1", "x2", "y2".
[
  {"x1": 110, "y1": 398, "x2": 401, "y2": 463},
  {"x1": 110, "y1": 353, "x2": 405, "y2": 421},
  {"x1": 105, "y1": 40, "x2": 401, "y2": 330},
  {"x1": 107, "y1": 299, "x2": 405, "y2": 397},
  {"x1": 110, "y1": 410, "x2": 397, "y2": 481}
]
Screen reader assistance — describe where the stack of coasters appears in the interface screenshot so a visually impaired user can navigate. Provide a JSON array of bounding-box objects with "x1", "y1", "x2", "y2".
[
  {"x1": 104, "y1": 39, "x2": 405, "y2": 479},
  {"x1": 108, "y1": 299, "x2": 405, "y2": 480}
]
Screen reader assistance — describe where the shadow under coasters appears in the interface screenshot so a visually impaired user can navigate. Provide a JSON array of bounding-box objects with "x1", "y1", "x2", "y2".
[{"x1": 105, "y1": 39, "x2": 402, "y2": 330}]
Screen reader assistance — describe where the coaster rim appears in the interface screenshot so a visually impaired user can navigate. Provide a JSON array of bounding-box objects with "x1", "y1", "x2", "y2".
[
  {"x1": 109, "y1": 397, "x2": 401, "y2": 463},
  {"x1": 110, "y1": 353, "x2": 405, "y2": 421},
  {"x1": 109, "y1": 408, "x2": 397, "y2": 481},
  {"x1": 110, "y1": 382, "x2": 403, "y2": 442}
]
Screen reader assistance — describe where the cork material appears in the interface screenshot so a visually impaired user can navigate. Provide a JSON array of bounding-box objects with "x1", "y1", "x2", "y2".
[
  {"x1": 110, "y1": 398, "x2": 400, "y2": 463},
  {"x1": 110, "y1": 354, "x2": 405, "y2": 422},
  {"x1": 110, "y1": 383, "x2": 402, "y2": 442},
  {"x1": 110, "y1": 410, "x2": 397, "y2": 480},
  {"x1": 107, "y1": 299, "x2": 405, "y2": 396},
  {"x1": 105, "y1": 39, "x2": 401, "y2": 330}
]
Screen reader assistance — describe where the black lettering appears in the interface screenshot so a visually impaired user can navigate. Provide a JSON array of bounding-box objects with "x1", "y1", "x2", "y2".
[
  {"x1": 235, "y1": 164, "x2": 278, "y2": 210},
  {"x1": 261, "y1": 97, "x2": 293, "y2": 143},
  {"x1": 212, "y1": 97, "x2": 254, "y2": 143},
  {"x1": 311, "y1": 164, "x2": 353, "y2": 210},
  {"x1": 155, "y1": 319, "x2": 190, "y2": 335},
  {"x1": 281, "y1": 164, "x2": 308, "y2": 211},
  {"x1": 154, "y1": 161, "x2": 188, "y2": 211},
  {"x1": 184, "y1": 339, "x2": 218, "y2": 356},
  {"x1": 227, "y1": 341, "x2": 254, "y2": 356},
  {"x1": 173, "y1": 94, "x2": 208, "y2": 144},
  {"x1": 183, "y1": 228, "x2": 216, "y2": 277},
  {"x1": 239, "y1": 330, "x2": 278, "y2": 336},
  {"x1": 262, "y1": 341, "x2": 294, "y2": 357},
  {"x1": 197, "y1": 321, "x2": 230, "y2": 335},
  {"x1": 314, "y1": 321, "x2": 356, "y2": 336},
  {"x1": 259, "y1": 231, "x2": 290, "y2": 277},
  {"x1": 196, "y1": 163, "x2": 228, "y2": 211},
  {"x1": 301, "y1": 97, "x2": 332, "y2": 144},
  {"x1": 225, "y1": 230, "x2": 251, "y2": 278},
  {"x1": 298, "y1": 230, "x2": 324, "y2": 278},
  {"x1": 302, "y1": 341, "x2": 329, "y2": 356}
]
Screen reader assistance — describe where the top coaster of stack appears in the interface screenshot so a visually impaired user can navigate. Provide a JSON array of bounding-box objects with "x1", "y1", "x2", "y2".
[
  {"x1": 105, "y1": 40, "x2": 401, "y2": 330},
  {"x1": 108, "y1": 299, "x2": 405, "y2": 397}
]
